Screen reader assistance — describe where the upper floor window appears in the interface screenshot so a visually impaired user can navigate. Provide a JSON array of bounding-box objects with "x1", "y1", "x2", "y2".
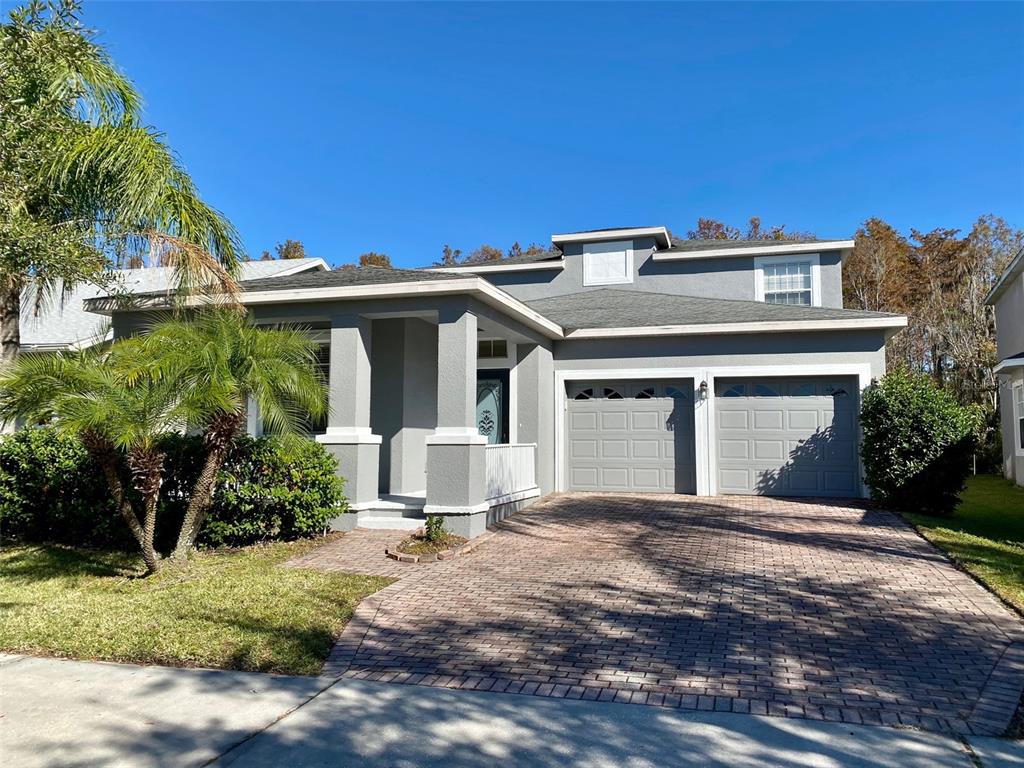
[
  {"x1": 477, "y1": 339, "x2": 508, "y2": 360},
  {"x1": 583, "y1": 240, "x2": 634, "y2": 286},
  {"x1": 754, "y1": 254, "x2": 821, "y2": 306}
]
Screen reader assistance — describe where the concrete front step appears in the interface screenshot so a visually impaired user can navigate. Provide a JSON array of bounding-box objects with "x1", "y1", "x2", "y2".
[{"x1": 356, "y1": 516, "x2": 426, "y2": 531}]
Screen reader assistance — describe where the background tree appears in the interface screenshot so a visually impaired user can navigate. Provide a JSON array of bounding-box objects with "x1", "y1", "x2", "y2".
[
  {"x1": 274, "y1": 239, "x2": 307, "y2": 260},
  {"x1": 143, "y1": 311, "x2": 327, "y2": 559},
  {"x1": 0, "y1": 1, "x2": 241, "y2": 366},
  {"x1": 465, "y1": 244, "x2": 504, "y2": 264},
  {"x1": 358, "y1": 252, "x2": 392, "y2": 268},
  {"x1": 436, "y1": 244, "x2": 462, "y2": 267},
  {"x1": 686, "y1": 216, "x2": 813, "y2": 241}
]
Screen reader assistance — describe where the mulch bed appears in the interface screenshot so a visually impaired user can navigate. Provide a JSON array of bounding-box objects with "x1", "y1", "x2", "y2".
[{"x1": 385, "y1": 531, "x2": 493, "y2": 564}]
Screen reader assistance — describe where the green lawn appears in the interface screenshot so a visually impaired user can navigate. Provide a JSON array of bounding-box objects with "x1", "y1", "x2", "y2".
[
  {"x1": 0, "y1": 538, "x2": 391, "y2": 675},
  {"x1": 906, "y1": 474, "x2": 1024, "y2": 612}
]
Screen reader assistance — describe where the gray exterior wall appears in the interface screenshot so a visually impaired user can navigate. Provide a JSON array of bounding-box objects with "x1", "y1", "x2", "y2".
[
  {"x1": 994, "y1": 274, "x2": 1024, "y2": 485},
  {"x1": 482, "y1": 237, "x2": 846, "y2": 308},
  {"x1": 995, "y1": 275, "x2": 1024, "y2": 360},
  {"x1": 370, "y1": 318, "x2": 439, "y2": 494}
]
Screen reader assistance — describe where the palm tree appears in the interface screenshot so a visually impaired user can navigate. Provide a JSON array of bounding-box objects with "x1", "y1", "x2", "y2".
[
  {"x1": 0, "y1": 343, "x2": 194, "y2": 573},
  {"x1": 1, "y1": 1, "x2": 241, "y2": 368},
  {"x1": 143, "y1": 311, "x2": 328, "y2": 560}
]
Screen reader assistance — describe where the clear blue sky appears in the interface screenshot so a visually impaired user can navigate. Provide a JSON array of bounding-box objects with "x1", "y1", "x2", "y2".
[{"x1": 84, "y1": 1, "x2": 1024, "y2": 268}]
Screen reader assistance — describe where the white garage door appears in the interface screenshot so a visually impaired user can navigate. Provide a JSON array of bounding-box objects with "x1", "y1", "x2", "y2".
[
  {"x1": 566, "y1": 381, "x2": 695, "y2": 493},
  {"x1": 715, "y1": 376, "x2": 860, "y2": 497}
]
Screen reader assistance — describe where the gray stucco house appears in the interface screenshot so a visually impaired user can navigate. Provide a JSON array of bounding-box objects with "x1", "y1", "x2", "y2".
[
  {"x1": 93, "y1": 226, "x2": 907, "y2": 537},
  {"x1": 988, "y1": 246, "x2": 1024, "y2": 487}
]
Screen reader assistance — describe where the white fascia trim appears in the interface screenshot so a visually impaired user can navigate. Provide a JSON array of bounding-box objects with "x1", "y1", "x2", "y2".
[
  {"x1": 553, "y1": 227, "x2": 672, "y2": 249},
  {"x1": 428, "y1": 261, "x2": 565, "y2": 274},
  {"x1": 652, "y1": 240, "x2": 855, "y2": 261},
  {"x1": 995, "y1": 358, "x2": 1024, "y2": 373},
  {"x1": 563, "y1": 316, "x2": 908, "y2": 339},
  {"x1": 985, "y1": 246, "x2": 1024, "y2": 305},
  {"x1": 150, "y1": 277, "x2": 564, "y2": 340}
]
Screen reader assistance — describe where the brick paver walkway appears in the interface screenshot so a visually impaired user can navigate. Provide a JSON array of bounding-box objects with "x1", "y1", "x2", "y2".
[{"x1": 288, "y1": 494, "x2": 1024, "y2": 735}]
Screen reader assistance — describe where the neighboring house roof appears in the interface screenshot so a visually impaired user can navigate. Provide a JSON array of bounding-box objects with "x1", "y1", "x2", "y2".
[
  {"x1": 995, "y1": 351, "x2": 1024, "y2": 373},
  {"x1": 235, "y1": 266, "x2": 468, "y2": 292},
  {"x1": 22, "y1": 258, "x2": 327, "y2": 351},
  {"x1": 985, "y1": 245, "x2": 1024, "y2": 305},
  {"x1": 525, "y1": 288, "x2": 906, "y2": 338}
]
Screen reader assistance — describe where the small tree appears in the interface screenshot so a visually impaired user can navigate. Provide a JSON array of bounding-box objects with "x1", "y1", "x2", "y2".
[
  {"x1": 860, "y1": 367, "x2": 982, "y2": 516},
  {"x1": 0, "y1": 344, "x2": 191, "y2": 573},
  {"x1": 143, "y1": 311, "x2": 327, "y2": 559},
  {"x1": 358, "y1": 252, "x2": 392, "y2": 268}
]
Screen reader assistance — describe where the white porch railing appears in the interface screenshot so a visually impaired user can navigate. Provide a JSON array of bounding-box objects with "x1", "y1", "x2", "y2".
[{"x1": 484, "y1": 443, "x2": 538, "y2": 503}]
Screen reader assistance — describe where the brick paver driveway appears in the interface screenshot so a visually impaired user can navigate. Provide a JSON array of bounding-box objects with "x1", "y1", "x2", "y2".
[{"x1": 289, "y1": 494, "x2": 1024, "y2": 735}]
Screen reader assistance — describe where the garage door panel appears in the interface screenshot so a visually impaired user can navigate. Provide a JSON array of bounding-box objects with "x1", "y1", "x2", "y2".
[
  {"x1": 600, "y1": 412, "x2": 628, "y2": 431},
  {"x1": 719, "y1": 411, "x2": 748, "y2": 430},
  {"x1": 753, "y1": 410, "x2": 784, "y2": 431},
  {"x1": 570, "y1": 439, "x2": 598, "y2": 459},
  {"x1": 631, "y1": 410, "x2": 661, "y2": 431},
  {"x1": 719, "y1": 439, "x2": 748, "y2": 459},
  {"x1": 570, "y1": 467, "x2": 599, "y2": 487},
  {"x1": 632, "y1": 439, "x2": 661, "y2": 459},
  {"x1": 753, "y1": 440, "x2": 785, "y2": 460},
  {"x1": 824, "y1": 471, "x2": 856, "y2": 493},
  {"x1": 601, "y1": 439, "x2": 628, "y2": 459},
  {"x1": 715, "y1": 376, "x2": 859, "y2": 499},
  {"x1": 631, "y1": 467, "x2": 662, "y2": 489},
  {"x1": 566, "y1": 380, "x2": 694, "y2": 494},
  {"x1": 570, "y1": 412, "x2": 598, "y2": 431},
  {"x1": 787, "y1": 410, "x2": 819, "y2": 430}
]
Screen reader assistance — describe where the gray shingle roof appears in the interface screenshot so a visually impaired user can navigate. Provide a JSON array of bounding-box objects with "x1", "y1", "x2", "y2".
[
  {"x1": 525, "y1": 289, "x2": 899, "y2": 332},
  {"x1": 662, "y1": 239, "x2": 845, "y2": 253}
]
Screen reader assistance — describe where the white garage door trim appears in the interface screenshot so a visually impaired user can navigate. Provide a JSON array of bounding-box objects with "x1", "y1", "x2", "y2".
[{"x1": 554, "y1": 364, "x2": 873, "y2": 497}]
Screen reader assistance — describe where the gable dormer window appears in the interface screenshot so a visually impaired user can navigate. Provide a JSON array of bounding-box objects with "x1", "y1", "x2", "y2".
[
  {"x1": 754, "y1": 254, "x2": 821, "y2": 306},
  {"x1": 582, "y1": 240, "x2": 633, "y2": 286}
]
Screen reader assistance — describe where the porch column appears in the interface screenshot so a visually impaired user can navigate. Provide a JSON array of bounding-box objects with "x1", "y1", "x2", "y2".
[
  {"x1": 315, "y1": 314, "x2": 381, "y2": 516},
  {"x1": 424, "y1": 305, "x2": 488, "y2": 537}
]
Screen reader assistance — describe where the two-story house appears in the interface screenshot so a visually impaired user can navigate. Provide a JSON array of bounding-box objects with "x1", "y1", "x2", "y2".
[
  {"x1": 91, "y1": 226, "x2": 907, "y2": 536},
  {"x1": 988, "y1": 246, "x2": 1024, "y2": 487}
]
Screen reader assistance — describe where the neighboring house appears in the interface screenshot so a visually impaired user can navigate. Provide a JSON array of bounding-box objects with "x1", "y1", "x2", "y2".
[
  {"x1": 987, "y1": 246, "x2": 1024, "y2": 487},
  {"x1": 20, "y1": 258, "x2": 328, "y2": 353},
  {"x1": 89, "y1": 226, "x2": 907, "y2": 537}
]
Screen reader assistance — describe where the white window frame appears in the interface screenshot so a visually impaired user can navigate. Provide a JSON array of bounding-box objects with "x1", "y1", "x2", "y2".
[
  {"x1": 582, "y1": 239, "x2": 634, "y2": 287},
  {"x1": 754, "y1": 253, "x2": 822, "y2": 307},
  {"x1": 1013, "y1": 379, "x2": 1024, "y2": 457}
]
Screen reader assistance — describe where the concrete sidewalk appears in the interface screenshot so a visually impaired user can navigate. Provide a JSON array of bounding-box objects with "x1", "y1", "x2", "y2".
[{"x1": 2, "y1": 654, "x2": 1021, "y2": 767}]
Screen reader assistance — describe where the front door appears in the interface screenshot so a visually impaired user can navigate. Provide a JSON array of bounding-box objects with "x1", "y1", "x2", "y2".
[{"x1": 477, "y1": 370, "x2": 510, "y2": 444}]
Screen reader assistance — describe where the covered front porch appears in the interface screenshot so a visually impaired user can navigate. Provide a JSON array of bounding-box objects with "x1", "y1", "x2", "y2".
[{"x1": 275, "y1": 295, "x2": 550, "y2": 537}]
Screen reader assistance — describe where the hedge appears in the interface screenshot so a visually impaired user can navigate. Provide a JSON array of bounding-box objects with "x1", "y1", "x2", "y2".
[
  {"x1": 860, "y1": 368, "x2": 982, "y2": 516},
  {"x1": 0, "y1": 427, "x2": 346, "y2": 550}
]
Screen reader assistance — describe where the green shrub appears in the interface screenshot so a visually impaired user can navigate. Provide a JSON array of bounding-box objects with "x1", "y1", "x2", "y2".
[
  {"x1": 201, "y1": 435, "x2": 346, "y2": 547},
  {"x1": 860, "y1": 368, "x2": 983, "y2": 516},
  {"x1": 424, "y1": 514, "x2": 445, "y2": 542},
  {"x1": 0, "y1": 429, "x2": 345, "y2": 549},
  {"x1": 0, "y1": 426, "x2": 128, "y2": 546}
]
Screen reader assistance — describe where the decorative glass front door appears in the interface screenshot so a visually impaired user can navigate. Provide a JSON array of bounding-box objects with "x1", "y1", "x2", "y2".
[{"x1": 476, "y1": 378, "x2": 503, "y2": 444}]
